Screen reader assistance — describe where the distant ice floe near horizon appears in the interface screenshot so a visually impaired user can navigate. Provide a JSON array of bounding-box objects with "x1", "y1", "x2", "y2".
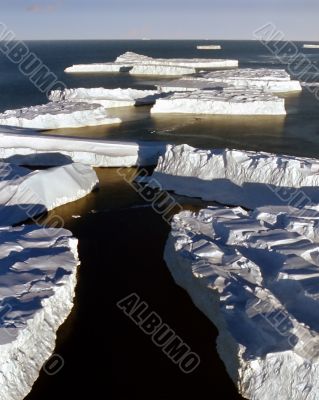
[
  {"x1": 64, "y1": 51, "x2": 238, "y2": 76},
  {"x1": 151, "y1": 88, "x2": 286, "y2": 116},
  {"x1": 0, "y1": 161, "x2": 98, "y2": 225},
  {"x1": 165, "y1": 205, "x2": 319, "y2": 400},
  {"x1": 147, "y1": 144, "x2": 319, "y2": 209},
  {"x1": 197, "y1": 44, "x2": 221, "y2": 50},
  {"x1": 0, "y1": 127, "x2": 167, "y2": 167},
  {"x1": 49, "y1": 87, "x2": 162, "y2": 107},
  {"x1": 0, "y1": 101, "x2": 121, "y2": 129},
  {"x1": 0, "y1": 224, "x2": 78, "y2": 400},
  {"x1": 158, "y1": 68, "x2": 302, "y2": 93},
  {"x1": 303, "y1": 44, "x2": 319, "y2": 49}
]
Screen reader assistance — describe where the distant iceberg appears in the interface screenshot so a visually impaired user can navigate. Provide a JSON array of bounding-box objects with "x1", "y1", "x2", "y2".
[
  {"x1": 0, "y1": 101, "x2": 121, "y2": 129},
  {"x1": 49, "y1": 87, "x2": 161, "y2": 108},
  {"x1": 158, "y1": 68, "x2": 302, "y2": 93},
  {"x1": 0, "y1": 161, "x2": 98, "y2": 225},
  {"x1": 0, "y1": 224, "x2": 79, "y2": 400},
  {"x1": 147, "y1": 144, "x2": 319, "y2": 209},
  {"x1": 303, "y1": 44, "x2": 319, "y2": 49},
  {"x1": 197, "y1": 44, "x2": 221, "y2": 50},
  {"x1": 151, "y1": 88, "x2": 286, "y2": 115},
  {"x1": 0, "y1": 127, "x2": 167, "y2": 167},
  {"x1": 165, "y1": 205, "x2": 319, "y2": 400}
]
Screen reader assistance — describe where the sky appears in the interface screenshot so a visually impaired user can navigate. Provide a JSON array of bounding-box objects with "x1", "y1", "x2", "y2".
[{"x1": 0, "y1": 0, "x2": 318, "y2": 40}]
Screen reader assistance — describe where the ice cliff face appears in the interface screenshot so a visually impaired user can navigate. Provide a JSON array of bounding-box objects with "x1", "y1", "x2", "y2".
[
  {"x1": 148, "y1": 144, "x2": 319, "y2": 209},
  {"x1": 0, "y1": 225, "x2": 79, "y2": 400},
  {"x1": 165, "y1": 205, "x2": 319, "y2": 400}
]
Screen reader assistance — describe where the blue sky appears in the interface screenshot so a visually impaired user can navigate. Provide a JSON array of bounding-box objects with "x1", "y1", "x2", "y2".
[{"x1": 1, "y1": 0, "x2": 318, "y2": 40}]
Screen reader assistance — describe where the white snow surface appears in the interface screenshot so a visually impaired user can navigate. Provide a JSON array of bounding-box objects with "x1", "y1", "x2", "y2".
[
  {"x1": 303, "y1": 44, "x2": 319, "y2": 49},
  {"x1": 165, "y1": 205, "x2": 319, "y2": 400},
  {"x1": 0, "y1": 101, "x2": 121, "y2": 129},
  {"x1": 115, "y1": 51, "x2": 239, "y2": 68},
  {"x1": 49, "y1": 87, "x2": 161, "y2": 108},
  {"x1": 148, "y1": 144, "x2": 319, "y2": 209},
  {"x1": 158, "y1": 68, "x2": 302, "y2": 93},
  {"x1": 0, "y1": 127, "x2": 167, "y2": 167},
  {"x1": 197, "y1": 45, "x2": 222, "y2": 50},
  {"x1": 129, "y1": 64, "x2": 196, "y2": 76},
  {"x1": 151, "y1": 88, "x2": 286, "y2": 115},
  {"x1": 64, "y1": 63, "x2": 132, "y2": 73},
  {"x1": 0, "y1": 224, "x2": 78, "y2": 400},
  {"x1": 0, "y1": 161, "x2": 98, "y2": 225}
]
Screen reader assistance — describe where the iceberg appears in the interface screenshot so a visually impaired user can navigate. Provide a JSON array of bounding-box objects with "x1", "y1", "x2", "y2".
[
  {"x1": 158, "y1": 68, "x2": 302, "y2": 93},
  {"x1": 165, "y1": 205, "x2": 319, "y2": 400},
  {"x1": 0, "y1": 224, "x2": 79, "y2": 400},
  {"x1": 64, "y1": 63, "x2": 132, "y2": 73},
  {"x1": 197, "y1": 45, "x2": 222, "y2": 50},
  {"x1": 148, "y1": 144, "x2": 319, "y2": 209},
  {"x1": 115, "y1": 51, "x2": 239, "y2": 69},
  {"x1": 303, "y1": 44, "x2": 319, "y2": 49},
  {"x1": 129, "y1": 64, "x2": 196, "y2": 76},
  {"x1": 0, "y1": 127, "x2": 167, "y2": 167},
  {"x1": 49, "y1": 87, "x2": 161, "y2": 108},
  {"x1": 151, "y1": 88, "x2": 286, "y2": 115},
  {"x1": 0, "y1": 101, "x2": 121, "y2": 129},
  {"x1": 0, "y1": 161, "x2": 98, "y2": 225}
]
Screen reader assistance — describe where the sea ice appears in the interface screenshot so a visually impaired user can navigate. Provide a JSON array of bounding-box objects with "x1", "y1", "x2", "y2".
[
  {"x1": 49, "y1": 87, "x2": 161, "y2": 108},
  {"x1": 129, "y1": 64, "x2": 196, "y2": 76},
  {"x1": 0, "y1": 161, "x2": 98, "y2": 225},
  {"x1": 0, "y1": 224, "x2": 79, "y2": 400},
  {"x1": 0, "y1": 101, "x2": 121, "y2": 129},
  {"x1": 151, "y1": 88, "x2": 286, "y2": 115},
  {"x1": 303, "y1": 44, "x2": 319, "y2": 49},
  {"x1": 197, "y1": 45, "x2": 222, "y2": 50},
  {"x1": 165, "y1": 205, "x2": 319, "y2": 400},
  {"x1": 148, "y1": 144, "x2": 319, "y2": 208},
  {"x1": 64, "y1": 63, "x2": 132, "y2": 73}
]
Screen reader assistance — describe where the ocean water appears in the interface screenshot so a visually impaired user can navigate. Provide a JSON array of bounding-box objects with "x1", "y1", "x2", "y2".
[{"x1": 1, "y1": 41, "x2": 319, "y2": 400}]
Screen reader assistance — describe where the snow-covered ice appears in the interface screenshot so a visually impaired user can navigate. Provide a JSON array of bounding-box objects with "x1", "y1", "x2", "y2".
[
  {"x1": 158, "y1": 68, "x2": 302, "y2": 93},
  {"x1": 115, "y1": 51, "x2": 239, "y2": 69},
  {"x1": 0, "y1": 101, "x2": 121, "y2": 129},
  {"x1": 197, "y1": 45, "x2": 221, "y2": 50},
  {"x1": 0, "y1": 127, "x2": 167, "y2": 167},
  {"x1": 0, "y1": 224, "x2": 78, "y2": 400},
  {"x1": 165, "y1": 205, "x2": 319, "y2": 400},
  {"x1": 129, "y1": 64, "x2": 196, "y2": 76},
  {"x1": 0, "y1": 161, "x2": 98, "y2": 225},
  {"x1": 64, "y1": 63, "x2": 132, "y2": 73},
  {"x1": 148, "y1": 144, "x2": 319, "y2": 209},
  {"x1": 49, "y1": 87, "x2": 161, "y2": 108},
  {"x1": 303, "y1": 44, "x2": 319, "y2": 49},
  {"x1": 151, "y1": 88, "x2": 286, "y2": 115}
]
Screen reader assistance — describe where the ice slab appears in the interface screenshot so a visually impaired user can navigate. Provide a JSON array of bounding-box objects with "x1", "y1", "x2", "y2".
[
  {"x1": 151, "y1": 88, "x2": 286, "y2": 115},
  {"x1": 0, "y1": 101, "x2": 121, "y2": 129},
  {"x1": 0, "y1": 161, "x2": 98, "y2": 225},
  {"x1": 64, "y1": 63, "x2": 132, "y2": 73},
  {"x1": 129, "y1": 64, "x2": 196, "y2": 76},
  {"x1": 158, "y1": 68, "x2": 302, "y2": 93},
  {"x1": 303, "y1": 44, "x2": 319, "y2": 49},
  {"x1": 165, "y1": 205, "x2": 319, "y2": 400},
  {"x1": 49, "y1": 87, "x2": 161, "y2": 108},
  {"x1": 0, "y1": 127, "x2": 167, "y2": 167},
  {"x1": 197, "y1": 45, "x2": 222, "y2": 50},
  {"x1": 115, "y1": 51, "x2": 239, "y2": 69},
  {"x1": 0, "y1": 224, "x2": 78, "y2": 400},
  {"x1": 148, "y1": 144, "x2": 319, "y2": 209}
]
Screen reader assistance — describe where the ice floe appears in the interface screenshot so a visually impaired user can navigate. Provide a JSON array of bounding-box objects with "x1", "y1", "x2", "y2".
[
  {"x1": 64, "y1": 63, "x2": 131, "y2": 73},
  {"x1": 148, "y1": 144, "x2": 319, "y2": 209},
  {"x1": 158, "y1": 68, "x2": 302, "y2": 93},
  {"x1": 303, "y1": 44, "x2": 319, "y2": 49},
  {"x1": 129, "y1": 64, "x2": 196, "y2": 76},
  {"x1": 49, "y1": 87, "x2": 161, "y2": 108},
  {"x1": 0, "y1": 161, "x2": 98, "y2": 225},
  {"x1": 0, "y1": 101, "x2": 121, "y2": 129},
  {"x1": 151, "y1": 88, "x2": 286, "y2": 115},
  {"x1": 197, "y1": 45, "x2": 221, "y2": 50},
  {"x1": 0, "y1": 127, "x2": 167, "y2": 167},
  {"x1": 165, "y1": 205, "x2": 319, "y2": 400},
  {"x1": 0, "y1": 224, "x2": 78, "y2": 400}
]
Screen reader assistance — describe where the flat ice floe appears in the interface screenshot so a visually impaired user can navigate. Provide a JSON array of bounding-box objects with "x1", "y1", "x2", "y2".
[
  {"x1": 197, "y1": 45, "x2": 221, "y2": 50},
  {"x1": 165, "y1": 205, "x2": 319, "y2": 400},
  {"x1": 151, "y1": 88, "x2": 286, "y2": 115},
  {"x1": 128, "y1": 64, "x2": 196, "y2": 76},
  {"x1": 0, "y1": 161, "x2": 98, "y2": 225},
  {"x1": 303, "y1": 44, "x2": 319, "y2": 49},
  {"x1": 0, "y1": 224, "x2": 78, "y2": 400},
  {"x1": 0, "y1": 127, "x2": 167, "y2": 167},
  {"x1": 0, "y1": 101, "x2": 121, "y2": 129},
  {"x1": 158, "y1": 68, "x2": 302, "y2": 93},
  {"x1": 64, "y1": 63, "x2": 131, "y2": 73},
  {"x1": 49, "y1": 87, "x2": 161, "y2": 108},
  {"x1": 148, "y1": 144, "x2": 319, "y2": 209},
  {"x1": 115, "y1": 51, "x2": 239, "y2": 69}
]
